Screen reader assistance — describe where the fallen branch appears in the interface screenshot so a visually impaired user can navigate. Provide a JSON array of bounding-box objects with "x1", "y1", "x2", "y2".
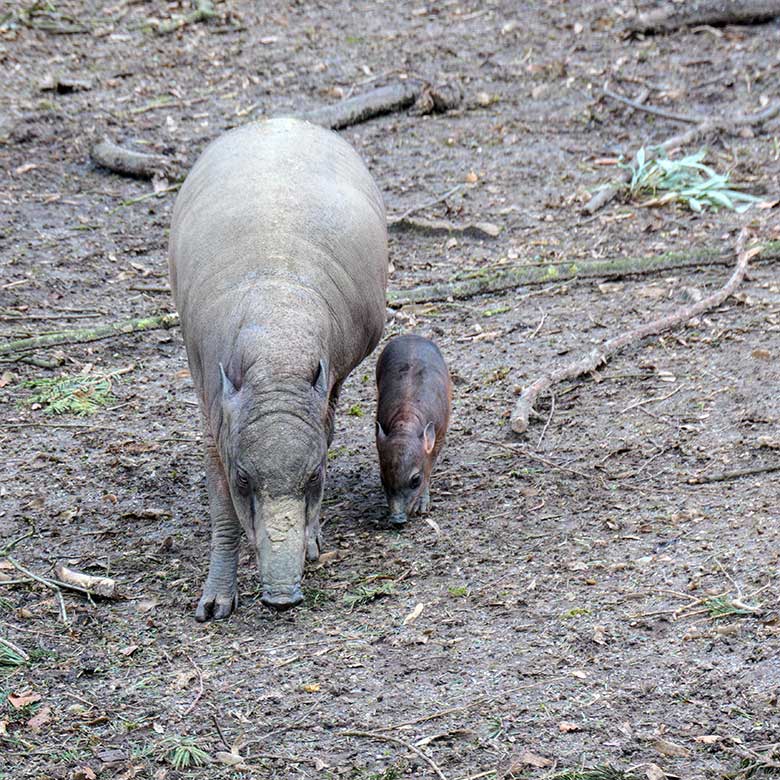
[
  {"x1": 2, "y1": 241, "x2": 778, "y2": 358},
  {"x1": 687, "y1": 463, "x2": 780, "y2": 484},
  {"x1": 53, "y1": 563, "x2": 118, "y2": 598},
  {"x1": 388, "y1": 216, "x2": 501, "y2": 239},
  {"x1": 387, "y1": 240, "x2": 779, "y2": 307},
  {"x1": 583, "y1": 99, "x2": 780, "y2": 215},
  {"x1": 0, "y1": 312, "x2": 179, "y2": 356},
  {"x1": 297, "y1": 81, "x2": 461, "y2": 130},
  {"x1": 92, "y1": 138, "x2": 173, "y2": 180},
  {"x1": 510, "y1": 229, "x2": 759, "y2": 434},
  {"x1": 627, "y1": 0, "x2": 780, "y2": 34}
]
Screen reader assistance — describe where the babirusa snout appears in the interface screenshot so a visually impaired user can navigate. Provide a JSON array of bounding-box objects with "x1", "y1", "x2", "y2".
[
  {"x1": 387, "y1": 496, "x2": 408, "y2": 527},
  {"x1": 257, "y1": 497, "x2": 306, "y2": 610}
]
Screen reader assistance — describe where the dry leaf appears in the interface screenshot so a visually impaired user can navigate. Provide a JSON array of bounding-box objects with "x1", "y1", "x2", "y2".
[
  {"x1": 403, "y1": 603, "x2": 424, "y2": 626},
  {"x1": 654, "y1": 738, "x2": 691, "y2": 758},
  {"x1": 9, "y1": 691, "x2": 41, "y2": 709},
  {"x1": 135, "y1": 599, "x2": 158, "y2": 614},
  {"x1": 173, "y1": 669, "x2": 197, "y2": 690},
  {"x1": 0, "y1": 371, "x2": 14, "y2": 388},
  {"x1": 465, "y1": 170, "x2": 478, "y2": 183},
  {"x1": 302, "y1": 683, "x2": 321, "y2": 693},
  {"x1": 694, "y1": 734, "x2": 721, "y2": 744},
  {"x1": 316, "y1": 551, "x2": 340, "y2": 566},
  {"x1": 72, "y1": 768, "x2": 97, "y2": 780},
  {"x1": 27, "y1": 705, "x2": 52, "y2": 733},
  {"x1": 119, "y1": 644, "x2": 139, "y2": 657},
  {"x1": 558, "y1": 721, "x2": 581, "y2": 733},
  {"x1": 215, "y1": 751, "x2": 245, "y2": 767},
  {"x1": 518, "y1": 751, "x2": 553, "y2": 768},
  {"x1": 645, "y1": 763, "x2": 666, "y2": 780},
  {"x1": 423, "y1": 516, "x2": 441, "y2": 535},
  {"x1": 571, "y1": 669, "x2": 587, "y2": 679},
  {"x1": 751, "y1": 348, "x2": 771, "y2": 361}
]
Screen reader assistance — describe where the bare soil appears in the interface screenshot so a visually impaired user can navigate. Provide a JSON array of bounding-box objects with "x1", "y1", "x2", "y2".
[{"x1": 1, "y1": 2, "x2": 779, "y2": 780}]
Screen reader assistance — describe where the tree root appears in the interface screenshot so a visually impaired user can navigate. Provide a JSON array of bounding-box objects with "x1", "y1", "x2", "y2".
[
  {"x1": 583, "y1": 99, "x2": 780, "y2": 215},
  {"x1": 3, "y1": 241, "x2": 778, "y2": 359},
  {"x1": 297, "y1": 81, "x2": 461, "y2": 130},
  {"x1": 627, "y1": 0, "x2": 780, "y2": 34},
  {"x1": 91, "y1": 138, "x2": 173, "y2": 180},
  {"x1": 510, "y1": 228, "x2": 759, "y2": 435}
]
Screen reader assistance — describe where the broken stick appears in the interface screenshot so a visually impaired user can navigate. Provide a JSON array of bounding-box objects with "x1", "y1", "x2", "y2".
[
  {"x1": 510, "y1": 229, "x2": 759, "y2": 434},
  {"x1": 92, "y1": 138, "x2": 173, "y2": 180},
  {"x1": 54, "y1": 562, "x2": 118, "y2": 598},
  {"x1": 297, "y1": 81, "x2": 461, "y2": 130},
  {"x1": 628, "y1": 0, "x2": 780, "y2": 34}
]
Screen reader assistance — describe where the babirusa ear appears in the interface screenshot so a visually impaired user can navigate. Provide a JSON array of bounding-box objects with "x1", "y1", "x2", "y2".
[
  {"x1": 219, "y1": 363, "x2": 238, "y2": 400},
  {"x1": 376, "y1": 419, "x2": 387, "y2": 445},
  {"x1": 313, "y1": 358, "x2": 329, "y2": 397},
  {"x1": 422, "y1": 422, "x2": 436, "y2": 455}
]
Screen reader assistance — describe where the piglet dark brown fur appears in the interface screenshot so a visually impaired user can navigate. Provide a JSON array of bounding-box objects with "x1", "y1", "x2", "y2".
[{"x1": 375, "y1": 335, "x2": 451, "y2": 525}]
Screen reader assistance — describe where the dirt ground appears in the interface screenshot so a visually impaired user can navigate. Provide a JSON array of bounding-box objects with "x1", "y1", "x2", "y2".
[{"x1": 1, "y1": 2, "x2": 779, "y2": 779}]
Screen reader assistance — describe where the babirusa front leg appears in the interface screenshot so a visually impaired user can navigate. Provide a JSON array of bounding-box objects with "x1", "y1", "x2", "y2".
[{"x1": 196, "y1": 439, "x2": 241, "y2": 622}]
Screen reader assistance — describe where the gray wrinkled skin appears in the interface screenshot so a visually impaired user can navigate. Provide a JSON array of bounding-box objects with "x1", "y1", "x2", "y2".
[{"x1": 169, "y1": 118, "x2": 388, "y2": 620}]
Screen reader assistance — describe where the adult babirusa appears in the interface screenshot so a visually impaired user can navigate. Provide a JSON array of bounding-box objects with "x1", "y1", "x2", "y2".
[{"x1": 168, "y1": 118, "x2": 388, "y2": 620}]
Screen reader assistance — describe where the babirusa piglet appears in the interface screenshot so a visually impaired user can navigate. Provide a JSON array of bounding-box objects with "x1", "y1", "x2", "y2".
[{"x1": 375, "y1": 335, "x2": 451, "y2": 526}]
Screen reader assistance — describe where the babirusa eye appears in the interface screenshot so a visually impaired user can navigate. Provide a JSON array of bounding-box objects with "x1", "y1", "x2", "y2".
[
  {"x1": 409, "y1": 473, "x2": 422, "y2": 490},
  {"x1": 236, "y1": 468, "x2": 250, "y2": 495}
]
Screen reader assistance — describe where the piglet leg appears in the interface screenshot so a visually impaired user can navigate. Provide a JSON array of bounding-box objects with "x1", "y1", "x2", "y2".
[{"x1": 195, "y1": 435, "x2": 241, "y2": 622}]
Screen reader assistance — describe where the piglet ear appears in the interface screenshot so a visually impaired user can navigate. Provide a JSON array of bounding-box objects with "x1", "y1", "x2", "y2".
[
  {"x1": 422, "y1": 422, "x2": 436, "y2": 454},
  {"x1": 313, "y1": 358, "x2": 329, "y2": 397},
  {"x1": 220, "y1": 363, "x2": 238, "y2": 400},
  {"x1": 376, "y1": 420, "x2": 387, "y2": 445}
]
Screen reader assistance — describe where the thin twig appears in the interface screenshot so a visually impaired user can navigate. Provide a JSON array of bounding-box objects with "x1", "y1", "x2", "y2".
[
  {"x1": 389, "y1": 184, "x2": 466, "y2": 223},
  {"x1": 603, "y1": 88, "x2": 700, "y2": 124},
  {"x1": 620, "y1": 384, "x2": 684, "y2": 413},
  {"x1": 482, "y1": 438, "x2": 593, "y2": 479},
  {"x1": 529, "y1": 309, "x2": 547, "y2": 339},
  {"x1": 536, "y1": 393, "x2": 556, "y2": 448},
  {"x1": 182, "y1": 655, "x2": 205, "y2": 716},
  {"x1": 6, "y1": 557, "x2": 67, "y2": 624},
  {"x1": 374, "y1": 678, "x2": 566, "y2": 733},
  {"x1": 343, "y1": 730, "x2": 448, "y2": 780}
]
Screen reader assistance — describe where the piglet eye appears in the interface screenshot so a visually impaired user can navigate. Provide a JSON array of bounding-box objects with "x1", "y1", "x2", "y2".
[{"x1": 409, "y1": 473, "x2": 422, "y2": 490}]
